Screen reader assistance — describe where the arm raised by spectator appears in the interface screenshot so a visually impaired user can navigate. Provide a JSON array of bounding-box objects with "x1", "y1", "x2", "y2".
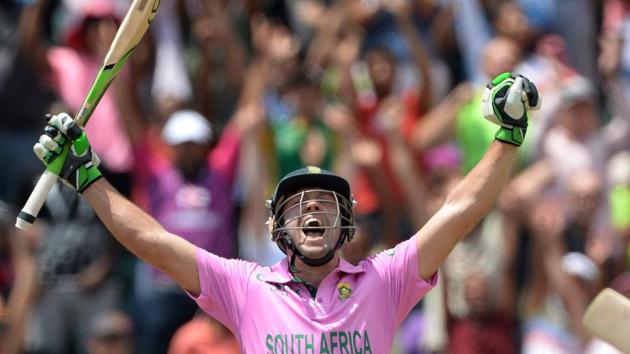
[
  {"x1": 192, "y1": 0, "x2": 248, "y2": 117},
  {"x1": 112, "y1": 51, "x2": 150, "y2": 148},
  {"x1": 528, "y1": 198, "x2": 594, "y2": 345},
  {"x1": 4, "y1": 224, "x2": 40, "y2": 354},
  {"x1": 237, "y1": 17, "x2": 297, "y2": 107},
  {"x1": 378, "y1": 96, "x2": 429, "y2": 229},
  {"x1": 411, "y1": 82, "x2": 473, "y2": 152},
  {"x1": 388, "y1": 0, "x2": 434, "y2": 112},
  {"x1": 349, "y1": 137, "x2": 400, "y2": 249},
  {"x1": 303, "y1": 1, "x2": 347, "y2": 71},
  {"x1": 17, "y1": 0, "x2": 53, "y2": 78}
]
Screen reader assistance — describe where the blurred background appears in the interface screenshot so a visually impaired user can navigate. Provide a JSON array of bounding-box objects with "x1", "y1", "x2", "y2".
[{"x1": 0, "y1": 0, "x2": 629, "y2": 353}]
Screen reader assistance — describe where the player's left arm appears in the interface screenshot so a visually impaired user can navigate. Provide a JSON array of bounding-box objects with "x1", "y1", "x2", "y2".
[{"x1": 415, "y1": 73, "x2": 541, "y2": 280}]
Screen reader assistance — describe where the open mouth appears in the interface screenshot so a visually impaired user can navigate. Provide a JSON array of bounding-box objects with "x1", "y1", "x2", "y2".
[{"x1": 303, "y1": 218, "x2": 325, "y2": 237}]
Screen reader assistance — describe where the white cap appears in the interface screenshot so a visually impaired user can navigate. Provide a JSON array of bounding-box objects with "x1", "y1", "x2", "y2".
[
  {"x1": 162, "y1": 110, "x2": 212, "y2": 145},
  {"x1": 561, "y1": 75, "x2": 595, "y2": 106},
  {"x1": 562, "y1": 252, "x2": 600, "y2": 283}
]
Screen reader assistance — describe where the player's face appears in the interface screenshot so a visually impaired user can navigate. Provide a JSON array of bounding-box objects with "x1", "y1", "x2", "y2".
[{"x1": 280, "y1": 189, "x2": 343, "y2": 259}]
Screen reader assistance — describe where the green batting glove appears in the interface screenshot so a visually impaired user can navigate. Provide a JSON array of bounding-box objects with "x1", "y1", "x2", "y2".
[
  {"x1": 481, "y1": 72, "x2": 541, "y2": 146},
  {"x1": 33, "y1": 113, "x2": 102, "y2": 193}
]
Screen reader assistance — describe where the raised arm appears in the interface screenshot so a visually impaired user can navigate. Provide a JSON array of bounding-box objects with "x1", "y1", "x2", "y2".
[
  {"x1": 191, "y1": 1, "x2": 248, "y2": 118},
  {"x1": 83, "y1": 179, "x2": 199, "y2": 294},
  {"x1": 416, "y1": 141, "x2": 517, "y2": 280},
  {"x1": 377, "y1": 97, "x2": 429, "y2": 229},
  {"x1": 4, "y1": 225, "x2": 39, "y2": 354},
  {"x1": 32, "y1": 113, "x2": 201, "y2": 295},
  {"x1": 415, "y1": 73, "x2": 540, "y2": 280},
  {"x1": 388, "y1": 0, "x2": 434, "y2": 112},
  {"x1": 410, "y1": 82, "x2": 473, "y2": 152},
  {"x1": 18, "y1": 0, "x2": 54, "y2": 77}
]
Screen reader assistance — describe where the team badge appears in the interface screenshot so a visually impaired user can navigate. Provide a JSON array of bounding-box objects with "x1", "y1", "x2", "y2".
[
  {"x1": 307, "y1": 166, "x2": 321, "y2": 174},
  {"x1": 337, "y1": 282, "x2": 352, "y2": 300}
]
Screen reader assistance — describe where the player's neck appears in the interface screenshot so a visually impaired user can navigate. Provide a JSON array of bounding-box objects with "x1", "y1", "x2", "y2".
[{"x1": 292, "y1": 255, "x2": 340, "y2": 288}]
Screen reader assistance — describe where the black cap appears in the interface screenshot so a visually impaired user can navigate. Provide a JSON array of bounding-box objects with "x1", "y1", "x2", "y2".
[{"x1": 270, "y1": 166, "x2": 351, "y2": 212}]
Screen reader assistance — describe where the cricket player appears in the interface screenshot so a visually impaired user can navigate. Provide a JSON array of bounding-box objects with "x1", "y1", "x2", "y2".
[{"x1": 32, "y1": 72, "x2": 539, "y2": 353}]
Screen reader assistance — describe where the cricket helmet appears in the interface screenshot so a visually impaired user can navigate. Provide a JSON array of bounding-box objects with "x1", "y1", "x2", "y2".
[{"x1": 267, "y1": 166, "x2": 356, "y2": 268}]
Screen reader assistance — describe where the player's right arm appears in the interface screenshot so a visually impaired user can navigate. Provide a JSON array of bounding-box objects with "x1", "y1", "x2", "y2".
[
  {"x1": 84, "y1": 179, "x2": 200, "y2": 294},
  {"x1": 32, "y1": 113, "x2": 201, "y2": 295}
]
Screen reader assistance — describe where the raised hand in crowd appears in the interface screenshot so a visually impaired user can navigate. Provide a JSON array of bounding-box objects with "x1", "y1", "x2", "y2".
[
  {"x1": 0, "y1": 204, "x2": 39, "y2": 354},
  {"x1": 528, "y1": 196, "x2": 594, "y2": 345},
  {"x1": 411, "y1": 81, "x2": 474, "y2": 152},
  {"x1": 192, "y1": 0, "x2": 247, "y2": 112}
]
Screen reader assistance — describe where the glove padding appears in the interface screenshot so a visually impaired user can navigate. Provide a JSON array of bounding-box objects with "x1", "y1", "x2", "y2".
[
  {"x1": 33, "y1": 113, "x2": 102, "y2": 193},
  {"x1": 481, "y1": 72, "x2": 541, "y2": 146}
]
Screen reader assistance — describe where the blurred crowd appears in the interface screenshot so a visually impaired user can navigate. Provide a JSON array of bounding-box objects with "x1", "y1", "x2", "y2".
[{"x1": 0, "y1": 0, "x2": 629, "y2": 353}]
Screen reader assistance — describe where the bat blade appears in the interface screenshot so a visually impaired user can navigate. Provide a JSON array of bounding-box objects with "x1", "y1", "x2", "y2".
[
  {"x1": 582, "y1": 288, "x2": 630, "y2": 353},
  {"x1": 76, "y1": 0, "x2": 160, "y2": 126},
  {"x1": 15, "y1": 0, "x2": 161, "y2": 230}
]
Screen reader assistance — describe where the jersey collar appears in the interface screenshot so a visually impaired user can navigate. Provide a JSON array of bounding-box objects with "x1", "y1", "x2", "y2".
[{"x1": 262, "y1": 257, "x2": 365, "y2": 284}]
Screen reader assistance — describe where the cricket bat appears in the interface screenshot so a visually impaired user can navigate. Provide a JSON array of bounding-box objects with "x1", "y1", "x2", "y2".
[
  {"x1": 582, "y1": 288, "x2": 630, "y2": 353},
  {"x1": 15, "y1": 0, "x2": 161, "y2": 230}
]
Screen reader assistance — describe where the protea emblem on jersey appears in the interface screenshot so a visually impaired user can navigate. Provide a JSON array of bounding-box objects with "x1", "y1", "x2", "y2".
[{"x1": 337, "y1": 282, "x2": 352, "y2": 300}]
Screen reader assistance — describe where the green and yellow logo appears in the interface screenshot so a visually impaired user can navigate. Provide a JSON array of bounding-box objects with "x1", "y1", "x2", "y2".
[
  {"x1": 307, "y1": 166, "x2": 321, "y2": 174},
  {"x1": 337, "y1": 282, "x2": 352, "y2": 300}
]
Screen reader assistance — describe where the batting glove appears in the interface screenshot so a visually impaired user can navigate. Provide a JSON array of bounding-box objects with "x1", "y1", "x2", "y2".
[
  {"x1": 481, "y1": 72, "x2": 541, "y2": 146},
  {"x1": 33, "y1": 113, "x2": 102, "y2": 193}
]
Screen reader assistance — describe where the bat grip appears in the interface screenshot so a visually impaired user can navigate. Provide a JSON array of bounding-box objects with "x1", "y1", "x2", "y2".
[{"x1": 15, "y1": 170, "x2": 57, "y2": 230}]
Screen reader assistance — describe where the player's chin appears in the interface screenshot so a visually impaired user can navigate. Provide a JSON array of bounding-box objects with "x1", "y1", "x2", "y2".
[{"x1": 297, "y1": 244, "x2": 330, "y2": 259}]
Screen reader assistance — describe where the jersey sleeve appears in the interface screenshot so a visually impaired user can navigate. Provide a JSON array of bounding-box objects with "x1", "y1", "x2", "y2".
[
  {"x1": 188, "y1": 247, "x2": 255, "y2": 332},
  {"x1": 367, "y1": 234, "x2": 438, "y2": 325}
]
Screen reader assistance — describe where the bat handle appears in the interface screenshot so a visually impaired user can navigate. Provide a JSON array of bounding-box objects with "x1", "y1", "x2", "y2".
[{"x1": 15, "y1": 170, "x2": 57, "y2": 230}]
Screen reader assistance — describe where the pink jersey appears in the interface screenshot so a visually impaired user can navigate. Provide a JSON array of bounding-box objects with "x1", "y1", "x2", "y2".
[{"x1": 190, "y1": 234, "x2": 437, "y2": 353}]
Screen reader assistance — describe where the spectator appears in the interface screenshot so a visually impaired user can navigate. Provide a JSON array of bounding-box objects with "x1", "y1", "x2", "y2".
[
  {"x1": 115, "y1": 41, "x2": 265, "y2": 350},
  {"x1": 0, "y1": 0, "x2": 55, "y2": 205},
  {"x1": 128, "y1": 108, "x2": 261, "y2": 354},
  {"x1": 522, "y1": 196, "x2": 600, "y2": 354},
  {"x1": 86, "y1": 310, "x2": 134, "y2": 354},
  {"x1": 20, "y1": 0, "x2": 136, "y2": 195},
  {"x1": 0, "y1": 202, "x2": 39, "y2": 354},
  {"x1": 542, "y1": 76, "x2": 630, "y2": 194},
  {"x1": 413, "y1": 36, "x2": 522, "y2": 173},
  {"x1": 334, "y1": 0, "x2": 437, "y2": 261},
  {"x1": 190, "y1": 0, "x2": 247, "y2": 125},
  {"x1": 522, "y1": 170, "x2": 611, "y2": 354},
  {"x1": 168, "y1": 313, "x2": 239, "y2": 354},
  {"x1": 24, "y1": 182, "x2": 123, "y2": 354}
]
